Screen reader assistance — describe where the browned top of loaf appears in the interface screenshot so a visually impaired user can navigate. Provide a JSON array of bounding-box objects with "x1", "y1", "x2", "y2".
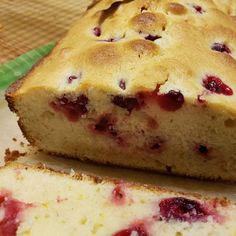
[{"x1": 8, "y1": 0, "x2": 236, "y2": 114}]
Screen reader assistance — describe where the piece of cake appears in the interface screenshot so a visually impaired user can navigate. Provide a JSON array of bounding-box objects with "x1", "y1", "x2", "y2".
[
  {"x1": 1, "y1": 162, "x2": 236, "y2": 236},
  {"x1": 5, "y1": 0, "x2": 236, "y2": 181}
]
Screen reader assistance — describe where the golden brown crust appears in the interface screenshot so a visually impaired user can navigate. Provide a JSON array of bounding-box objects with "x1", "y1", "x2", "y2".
[
  {"x1": 5, "y1": 48, "x2": 53, "y2": 113},
  {"x1": 130, "y1": 12, "x2": 167, "y2": 33},
  {"x1": 88, "y1": 44, "x2": 121, "y2": 66},
  {"x1": 166, "y1": 2, "x2": 187, "y2": 15},
  {"x1": 127, "y1": 39, "x2": 159, "y2": 56},
  {"x1": 5, "y1": 76, "x2": 26, "y2": 113},
  {"x1": 17, "y1": 118, "x2": 36, "y2": 145}
]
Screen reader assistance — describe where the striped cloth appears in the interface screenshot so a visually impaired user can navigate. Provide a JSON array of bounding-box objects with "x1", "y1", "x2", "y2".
[{"x1": 0, "y1": 42, "x2": 55, "y2": 91}]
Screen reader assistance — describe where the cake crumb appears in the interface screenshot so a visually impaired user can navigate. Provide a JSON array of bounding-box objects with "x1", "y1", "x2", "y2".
[
  {"x1": 4, "y1": 148, "x2": 27, "y2": 162},
  {"x1": 12, "y1": 137, "x2": 17, "y2": 142}
]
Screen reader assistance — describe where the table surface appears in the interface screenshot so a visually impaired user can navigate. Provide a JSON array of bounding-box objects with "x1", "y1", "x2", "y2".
[{"x1": 0, "y1": 0, "x2": 93, "y2": 63}]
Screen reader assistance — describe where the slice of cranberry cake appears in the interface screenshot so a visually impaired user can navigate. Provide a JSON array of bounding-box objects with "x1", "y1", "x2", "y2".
[
  {"x1": 6, "y1": 0, "x2": 236, "y2": 181},
  {"x1": 1, "y1": 163, "x2": 236, "y2": 236}
]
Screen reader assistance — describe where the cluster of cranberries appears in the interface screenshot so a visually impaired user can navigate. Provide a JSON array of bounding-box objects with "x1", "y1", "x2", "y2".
[
  {"x1": 159, "y1": 197, "x2": 212, "y2": 223},
  {"x1": 112, "y1": 88, "x2": 185, "y2": 113},
  {"x1": 50, "y1": 94, "x2": 88, "y2": 122},
  {"x1": 93, "y1": 114, "x2": 117, "y2": 137},
  {"x1": 111, "y1": 195, "x2": 218, "y2": 236},
  {"x1": 202, "y1": 76, "x2": 233, "y2": 96}
]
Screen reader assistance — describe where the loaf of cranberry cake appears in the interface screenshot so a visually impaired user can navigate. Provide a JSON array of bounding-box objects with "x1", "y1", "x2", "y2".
[
  {"x1": 6, "y1": 0, "x2": 236, "y2": 181},
  {"x1": 1, "y1": 162, "x2": 236, "y2": 236}
]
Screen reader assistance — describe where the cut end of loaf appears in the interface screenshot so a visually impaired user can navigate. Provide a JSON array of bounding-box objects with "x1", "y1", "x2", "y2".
[{"x1": 9, "y1": 85, "x2": 236, "y2": 181}]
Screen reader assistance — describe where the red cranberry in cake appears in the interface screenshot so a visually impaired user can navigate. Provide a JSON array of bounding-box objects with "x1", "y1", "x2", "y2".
[
  {"x1": 50, "y1": 94, "x2": 88, "y2": 122},
  {"x1": 145, "y1": 35, "x2": 161, "y2": 41},
  {"x1": 67, "y1": 75, "x2": 77, "y2": 84},
  {"x1": 112, "y1": 96, "x2": 142, "y2": 113},
  {"x1": 91, "y1": 115, "x2": 129, "y2": 146},
  {"x1": 93, "y1": 114, "x2": 117, "y2": 137},
  {"x1": 113, "y1": 224, "x2": 149, "y2": 236},
  {"x1": 119, "y1": 80, "x2": 126, "y2": 90},
  {"x1": 111, "y1": 184, "x2": 126, "y2": 205},
  {"x1": 146, "y1": 136, "x2": 165, "y2": 151},
  {"x1": 196, "y1": 144, "x2": 211, "y2": 156},
  {"x1": 0, "y1": 195, "x2": 4, "y2": 203},
  {"x1": 159, "y1": 197, "x2": 215, "y2": 223},
  {"x1": 211, "y1": 43, "x2": 231, "y2": 54},
  {"x1": 140, "y1": 87, "x2": 184, "y2": 111},
  {"x1": 93, "y1": 27, "x2": 101, "y2": 37},
  {"x1": 202, "y1": 76, "x2": 233, "y2": 96},
  {"x1": 156, "y1": 90, "x2": 184, "y2": 111},
  {"x1": 150, "y1": 143, "x2": 162, "y2": 150},
  {"x1": 67, "y1": 73, "x2": 82, "y2": 84},
  {"x1": 192, "y1": 5, "x2": 205, "y2": 14},
  {"x1": 0, "y1": 191, "x2": 32, "y2": 236}
]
